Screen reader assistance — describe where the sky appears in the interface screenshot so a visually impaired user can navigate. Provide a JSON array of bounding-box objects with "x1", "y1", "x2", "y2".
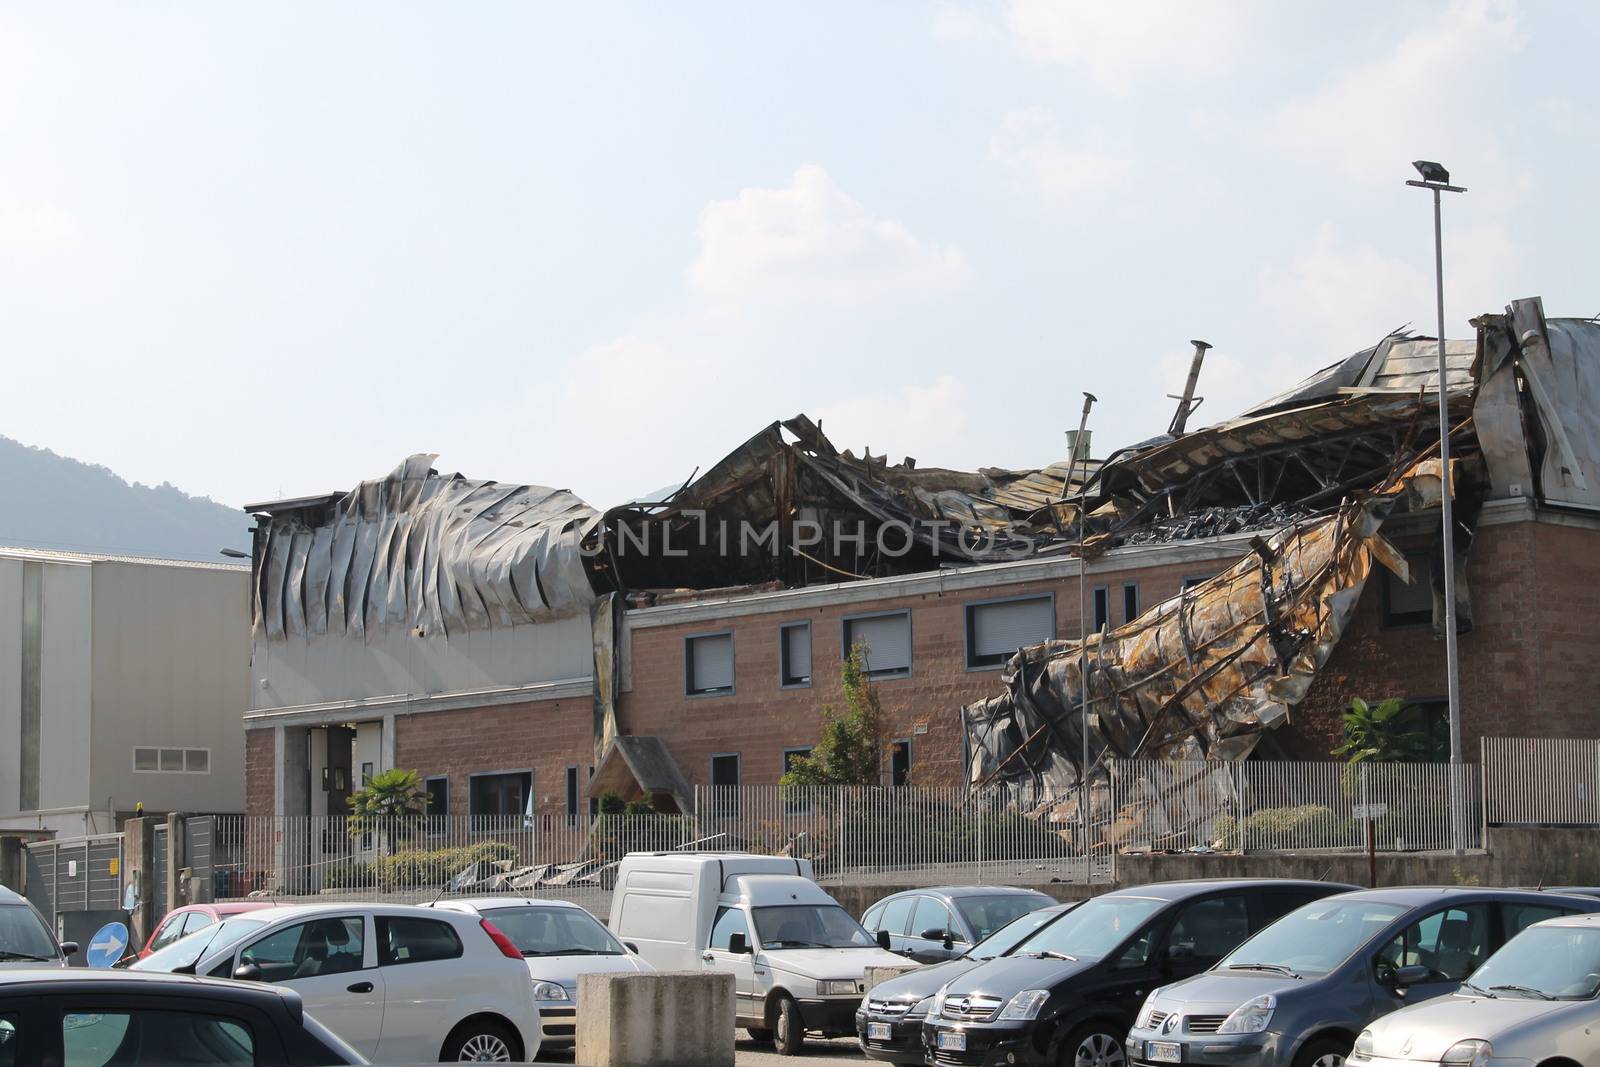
[{"x1": 2, "y1": 1, "x2": 1597, "y2": 510}]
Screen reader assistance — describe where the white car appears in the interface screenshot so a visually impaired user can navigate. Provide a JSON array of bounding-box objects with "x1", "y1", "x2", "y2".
[
  {"x1": 133, "y1": 902, "x2": 540, "y2": 1062},
  {"x1": 431, "y1": 897, "x2": 653, "y2": 1052},
  {"x1": 1352, "y1": 911, "x2": 1600, "y2": 1067}
]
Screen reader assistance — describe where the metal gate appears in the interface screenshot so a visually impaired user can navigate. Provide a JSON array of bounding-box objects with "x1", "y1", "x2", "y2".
[{"x1": 23, "y1": 834, "x2": 125, "y2": 929}]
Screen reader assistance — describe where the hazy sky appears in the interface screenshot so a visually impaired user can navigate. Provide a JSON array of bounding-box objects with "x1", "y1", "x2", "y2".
[{"x1": 3, "y1": 1, "x2": 1596, "y2": 509}]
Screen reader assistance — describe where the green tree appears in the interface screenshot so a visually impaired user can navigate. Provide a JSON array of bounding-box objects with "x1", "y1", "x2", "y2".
[
  {"x1": 1334, "y1": 697, "x2": 1431, "y2": 766},
  {"x1": 346, "y1": 768, "x2": 427, "y2": 837},
  {"x1": 780, "y1": 643, "x2": 885, "y2": 787}
]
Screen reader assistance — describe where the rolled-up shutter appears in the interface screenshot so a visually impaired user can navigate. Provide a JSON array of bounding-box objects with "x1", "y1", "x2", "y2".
[
  {"x1": 972, "y1": 597, "x2": 1055, "y2": 658},
  {"x1": 848, "y1": 613, "x2": 911, "y2": 674},
  {"x1": 688, "y1": 633, "x2": 734, "y2": 692},
  {"x1": 781, "y1": 624, "x2": 812, "y2": 684}
]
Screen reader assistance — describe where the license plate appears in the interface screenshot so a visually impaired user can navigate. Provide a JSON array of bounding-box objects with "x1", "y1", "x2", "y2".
[
  {"x1": 937, "y1": 1031, "x2": 967, "y2": 1052},
  {"x1": 1146, "y1": 1040, "x2": 1182, "y2": 1063},
  {"x1": 868, "y1": 1023, "x2": 892, "y2": 1041}
]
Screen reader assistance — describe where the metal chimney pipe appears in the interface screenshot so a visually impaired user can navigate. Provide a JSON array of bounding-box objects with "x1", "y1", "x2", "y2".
[{"x1": 1167, "y1": 339, "x2": 1212, "y2": 436}]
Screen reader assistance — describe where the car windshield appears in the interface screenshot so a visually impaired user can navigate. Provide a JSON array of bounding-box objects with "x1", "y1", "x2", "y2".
[
  {"x1": 0, "y1": 903, "x2": 57, "y2": 960},
  {"x1": 753, "y1": 905, "x2": 877, "y2": 949},
  {"x1": 133, "y1": 916, "x2": 268, "y2": 972},
  {"x1": 483, "y1": 906, "x2": 623, "y2": 956},
  {"x1": 1220, "y1": 900, "x2": 1406, "y2": 977},
  {"x1": 1012, "y1": 895, "x2": 1166, "y2": 960},
  {"x1": 954, "y1": 896, "x2": 1048, "y2": 944},
  {"x1": 968, "y1": 906, "x2": 1070, "y2": 960},
  {"x1": 1467, "y1": 925, "x2": 1600, "y2": 999}
]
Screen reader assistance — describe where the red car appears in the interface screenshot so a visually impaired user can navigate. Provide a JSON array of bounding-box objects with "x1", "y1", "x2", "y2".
[{"x1": 135, "y1": 901, "x2": 278, "y2": 961}]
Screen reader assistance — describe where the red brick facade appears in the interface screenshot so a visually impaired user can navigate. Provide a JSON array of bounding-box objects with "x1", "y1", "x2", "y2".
[{"x1": 245, "y1": 729, "x2": 275, "y2": 819}]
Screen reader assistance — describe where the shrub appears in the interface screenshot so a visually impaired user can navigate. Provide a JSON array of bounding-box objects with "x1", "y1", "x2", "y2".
[
  {"x1": 322, "y1": 841, "x2": 517, "y2": 890},
  {"x1": 1214, "y1": 805, "x2": 1350, "y2": 849}
]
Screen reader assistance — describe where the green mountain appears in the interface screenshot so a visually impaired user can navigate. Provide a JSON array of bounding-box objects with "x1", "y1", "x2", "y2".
[{"x1": 0, "y1": 435, "x2": 250, "y2": 562}]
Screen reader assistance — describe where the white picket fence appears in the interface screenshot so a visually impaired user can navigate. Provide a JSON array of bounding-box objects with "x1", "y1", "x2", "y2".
[{"x1": 1483, "y1": 737, "x2": 1600, "y2": 826}]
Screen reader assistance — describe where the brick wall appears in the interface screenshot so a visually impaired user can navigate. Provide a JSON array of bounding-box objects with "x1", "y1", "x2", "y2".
[
  {"x1": 392, "y1": 699, "x2": 595, "y2": 819},
  {"x1": 245, "y1": 728, "x2": 275, "y2": 819},
  {"x1": 617, "y1": 560, "x2": 1217, "y2": 789}
]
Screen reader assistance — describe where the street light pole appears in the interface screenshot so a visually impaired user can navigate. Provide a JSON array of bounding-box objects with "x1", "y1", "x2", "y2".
[
  {"x1": 1407, "y1": 160, "x2": 1466, "y2": 853},
  {"x1": 1072, "y1": 392, "x2": 1098, "y2": 857}
]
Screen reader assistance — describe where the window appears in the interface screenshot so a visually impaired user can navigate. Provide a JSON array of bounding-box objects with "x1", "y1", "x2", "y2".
[
  {"x1": 0, "y1": 1014, "x2": 17, "y2": 1067},
  {"x1": 711, "y1": 754, "x2": 741, "y2": 817},
  {"x1": 1092, "y1": 586, "x2": 1110, "y2": 632},
  {"x1": 588, "y1": 765, "x2": 598, "y2": 818},
  {"x1": 469, "y1": 772, "x2": 531, "y2": 819},
  {"x1": 843, "y1": 611, "x2": 911, "y2": 678},
  {"x1": 890, "y1": 740, "x2": 912, "y2": 787},
  {"x1": 685, "y1": 632, "x2": 735, "y2": 695},
  {"x1": 710, "y1": 907, "x2": 750, "y2": 951},
  {"x1": 481, "y1": 906, "x2": 622, "y2": 956},
  {"x1": 779, "y1": 622, "x2": 812, "y2": 687},
  {"x1": 149, "y1": 912, "x2": 188, "y2": 953},
  {"x1": 1501, "y1": 903, "x2": 1571, "y2": 941},
  {"x1": 1167, "y1": 894, "x2": 1250, "y2": 966},
  {"x1": 62, "y1": 1011, "x2": 254, "y2": 1067},
  {"x1": 182, "y1": 912, "x2": 216, "y2": 938},
  {"x1": 425, "y1": 776, "x2": 449, "y2": 816},
  {"x1": 965, "y1": 595, "x2": 1055, "y2": 669},
  {"x1": 1376, "y1": 904, "x2": 1491, "y2": 982},
  {"x1": 782, "y1": 748, "x2": 812, "y2": 775},
  {"x1": 911, "y1": 896, "x2": 956, "y2": 940},
  {"x1": 241, "y1": 916, "x2": 365, "y2": 982},
  {"x1": 1123, "y1": 583, "x2": 1140, "y2": 623},
  {"x1": 782, "y1": 748, "x2": 812, "y2": 813},
  {"x1": 1381, "y1": 551, "x2": 1434, "y2": 628},
  {"x1": 878, "y1": 896, "x2": 916, "y2": 936},
  {"x1": 1182, "y1": 575, "x2": 1214, "y2": 591},
  {"x1": 133, "y1": 747, "x2": 210, "y2": 774},
  {"x1": 378, "y1": 916, "x2": 463, "y2": 966},
  {"x1": 565, "y1": 766, "x2": 580, "y2": 826},
  {"x1": 954, "y1": 896, "x2": 1045, "y2": 943}
]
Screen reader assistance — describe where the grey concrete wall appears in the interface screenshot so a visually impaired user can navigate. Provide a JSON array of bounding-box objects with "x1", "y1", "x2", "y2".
[{"x1": 576, "y1": 971, "x2": 734, "y2": 1067}]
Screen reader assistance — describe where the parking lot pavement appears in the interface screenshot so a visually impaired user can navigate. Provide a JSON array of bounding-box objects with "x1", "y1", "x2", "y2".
[{"x1": 735, "y1": 1034, "x2": 866, "y2": 1065}]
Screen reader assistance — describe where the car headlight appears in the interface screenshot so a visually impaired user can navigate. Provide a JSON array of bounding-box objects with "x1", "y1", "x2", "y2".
[
  {"x1": 1352, "y1": 1030, "x2": 1374, "y2": 1060},
  {"x1": 821, "y1": 979, "x2": 859, "y2": 996},
  {"x1": 531, "y1": 980, "x2": 570, "y2": 1002},
  {"x1": 1216, "y1": 994, "x2": 1275, "y2": 1035},
  {"x1": 999, "y1": 989, "x2": 1050, "y2": 1021},
  {"x1": 1441, "y1": 1040, "x2": 1493, "y2": 1067},
  {"x1": 1137, "y1": 996, "x2": 1162, "y2": 1030},
  {"x1": 911, "y1": 995, "x2": 935, "y2": 1017}
]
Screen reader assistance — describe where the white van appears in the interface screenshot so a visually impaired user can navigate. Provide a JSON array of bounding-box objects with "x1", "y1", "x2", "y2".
[{"x1": 609, "y1": 852, "x2": 909, "y2": 1055}]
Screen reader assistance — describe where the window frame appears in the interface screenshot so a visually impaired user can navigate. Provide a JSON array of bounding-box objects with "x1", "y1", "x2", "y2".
[
  {"x1": 54, "y1": 1004, "x2": 267, "y2": 1067},
  {"x1": 841, "y1": 609, "x2": 913, "y2": 680},
  {"x1": 565, "y1": 765, "x2": 580, "y2": 827},
  {"x1": 466, "y1": 769, "x2": 533, "y2": 820},
  {"x1": 1092, "y1": 585, "x2": 1110, "y2": 633},
  {"x1": 778, "y1": 621, "x2": 813, "y2": 689},
  {"x1": 132, "y1": 747, "x2": 211, "y2": 774},
  {"x1": 890, "y1": 739, "x2": 912, "y2": 787},
  {"x1": 963, "y1": 592, "x2": 1056, "y2": 672},
  {"x1": 684, "y1": 630, "x2": 736, "y2": 697},
  {"x1": 376, "y1": 915, "x2": 464, "y2": 967},
  {"x1": 1122, "y1": 582, "x2": 1140, "y2": 624},
  {"x1": 1380, "y1": 551, "x2": 1435, "y2": 629}
]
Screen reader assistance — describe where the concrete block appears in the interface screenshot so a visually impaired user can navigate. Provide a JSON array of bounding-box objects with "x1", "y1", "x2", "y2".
[
  {"x1": 865, "y1": 964, "x2": 921, "y2": 991},
  {"x1": 576, "y1": 970, "x2": 734, "y2": 1067}
]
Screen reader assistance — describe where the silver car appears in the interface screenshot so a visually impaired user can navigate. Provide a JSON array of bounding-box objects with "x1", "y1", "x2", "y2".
[
  {"x1": 1350, "y1": 911, "x2": 1600, "y2": 1067},
  {"x1": 1126, "y1": 887, "x2": 1600, "y2": 1067}
]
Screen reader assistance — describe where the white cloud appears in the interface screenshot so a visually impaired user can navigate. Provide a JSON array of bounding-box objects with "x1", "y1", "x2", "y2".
[
  {"x1": 688, "y1": 165, "x2": 967, "y2": 307},
  {"x1": 1266, "y1": 0, "x2": 1523, "y2": 188},
  {"x1": 932, "y1": 2, "x2": 1003, "y2": 43},
  {"x1": 1004, "y1": 0, "x2": 1247, "y2": 88},
  {"x1": 988, "y1": 107, "x2": 1133, "y2": 210},
  {"x1": 0, "y1": 192, "x2": 81, "y2": 247},
  {"x1": 813, "y1": 374, "x2": 972, "y2": 466}
]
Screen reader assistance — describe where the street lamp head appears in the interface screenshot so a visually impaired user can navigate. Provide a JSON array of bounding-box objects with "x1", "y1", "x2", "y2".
[{"x1": 1412, "y1": 160, "x2": 1451, "y2": 184}]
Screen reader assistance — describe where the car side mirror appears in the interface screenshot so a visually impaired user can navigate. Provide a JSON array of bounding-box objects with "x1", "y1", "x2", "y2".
[
  {"x1": 1392, "y1": 964, "x2": 1430, "y2": 987},
  {"x1": 877, "y1": 929, "x2": 892, "y2": 951},
  {"x1": 919, "y1": 927, "x2": 946, "y2": 941},
  {"x1": 232, "y1": 963, "x2": 263, "y2": 982},
  {"x1": 727, "y1": 933, "x2": 750, "y2": 955},
  {"x1": 624, "y1": 941, "x2": 640, "y2": 954},
  {"x1": 59, "y1": 941, "x2": 79, "y2": 957}
]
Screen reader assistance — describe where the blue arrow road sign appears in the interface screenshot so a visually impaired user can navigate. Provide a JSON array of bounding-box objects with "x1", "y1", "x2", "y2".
[{"x1": 86, "y1": 922, "x2": 129, "y2": 968}]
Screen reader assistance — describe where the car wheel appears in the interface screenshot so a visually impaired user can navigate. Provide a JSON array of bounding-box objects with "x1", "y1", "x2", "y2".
[
  {"x1": 746, "y1": 1027, "x2": 775, "y2": 1044},
  {"x1": 1294, "y1": 1037, "x2": 1351, "y2": 1067},
  {"x1": 1060, "y1": 1022, "x2": 1125, "y2": 1067},
  {"x1": 441, "y1": 1020, "x2": 518, "y2": 1062},
  {"x1": 773, "y1": 995, "x2": 805, "y2": 1056}
]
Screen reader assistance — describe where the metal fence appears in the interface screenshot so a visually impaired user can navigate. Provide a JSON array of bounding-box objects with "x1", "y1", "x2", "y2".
[{"x1": 1483, "y1": 737, "x2": 1600, "y2": 826}]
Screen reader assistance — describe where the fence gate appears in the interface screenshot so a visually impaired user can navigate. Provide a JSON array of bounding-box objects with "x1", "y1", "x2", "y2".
[{"x1": 22, "y1": 834, "x2": 125, "y2": 932}]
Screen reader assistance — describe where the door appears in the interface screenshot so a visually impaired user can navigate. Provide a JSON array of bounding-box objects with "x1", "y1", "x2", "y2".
[
  {"x1": 237, "y1": 914, "x2": 385, "y2": 1057},
  {"x1": 907, "y1": 896, "x2": 960, "y2": 963},
  {"x1": 371, "y1": 915, "x2": 468, "y2": 1063},
  {"x1": 1371, "y1": 903, "x2": 1492, "y2": 1011},
  {"x1": 702, "y1": 907, "x2": 762, "y2": 1024},
  {"x1": 874, "y1": 896, "x2": 917, "y2": 957}
]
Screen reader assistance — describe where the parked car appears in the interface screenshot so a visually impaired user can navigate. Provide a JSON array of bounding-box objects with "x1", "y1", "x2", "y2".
[
  {"x1": 1126, "y1": 886, "x2": 1600, "y2": 1067},
  {"x1": 922, "y1": 878, "x2": 1355, "y2": 1067},
  {"x1": 0, "y1": 888, "x2": 75, "y2": 969},
  {"x1": 137, "y1": 901, "x2": 279, "y2": 961},
  {"x1": 1350, "y1": 910, "x2": 1600, "y2": 1067},
  {"x1": 858, "y1": 900, "x2": 1081, "y2": 1064},
  {"x1": 132, "y1": 902, "x2": 540, "y2": 1062},
  {"x1": 430, "y1": 896, "x2": 653, "y2": 1052},
  {"x1": 0, "y1": 968, "x2": 363, "y2": 1065},
  {"x1": 862, "y1": 887, "x2": 1056, "y2": 964},
  {"x1": 610, "y1": 852, "x2": 908, "y2": 1055}
]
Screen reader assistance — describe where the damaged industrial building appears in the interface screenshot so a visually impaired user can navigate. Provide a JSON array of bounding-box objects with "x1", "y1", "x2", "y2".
[{"x1": 242, "y1": 297, "x2": 1600, "y2": 862}]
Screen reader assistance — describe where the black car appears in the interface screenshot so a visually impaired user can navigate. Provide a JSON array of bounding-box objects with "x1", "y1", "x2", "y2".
[
  {"x1": 0, "y1": 968, "x2": 364, "y2": 1066},
  {"x1": 858, "y1": 900, "x2": 1081, "y2": 1064},
  {"x1": 922, "y1": 878, "x2": 1356, "y2": 1067},
  {"x1": 0, "y1": 888, "x2": 76, "y2": 968}
]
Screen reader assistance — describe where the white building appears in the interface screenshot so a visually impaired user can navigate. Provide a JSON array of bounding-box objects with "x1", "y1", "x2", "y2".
[{"x1": 0, "y1": 546, "x2": 252, "y2": 836}]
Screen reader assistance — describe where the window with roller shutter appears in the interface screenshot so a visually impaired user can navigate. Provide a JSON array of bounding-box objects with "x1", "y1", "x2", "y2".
[
  {"x1": 779, "y1": 621, "x2": 812, "y2": 687},
  {"x1": 842, "y1": 610, "x2": 912, "y2": 678},
  {"x1": 965, "y1": 594, "x2": 1056, "y2": 669},
  {"x1": 685, "y1": 631, "x2": 735, "y2": 695}
]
